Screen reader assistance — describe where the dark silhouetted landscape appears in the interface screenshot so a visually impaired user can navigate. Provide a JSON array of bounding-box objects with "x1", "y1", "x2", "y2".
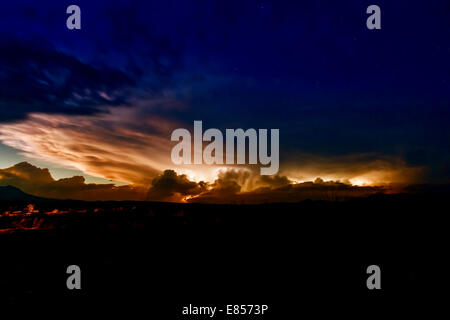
[{"x1": 1, "y1": 185, "x2": 448, "y2": 316}]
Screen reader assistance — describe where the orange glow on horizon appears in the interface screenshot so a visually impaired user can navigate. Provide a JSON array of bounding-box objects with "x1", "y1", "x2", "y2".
[{"x1": 0, "y1": 108, "x2": 424, "y2": 201}]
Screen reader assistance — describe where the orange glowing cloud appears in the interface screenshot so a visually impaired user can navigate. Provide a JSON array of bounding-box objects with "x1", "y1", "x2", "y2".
[
  {"x1": 280, "y1": 153, "x2": 425, "y2": 187},
  {"x1": 0, "y1": 105, "x2": 426, "y2": 202},
  {"x1": 0, "y1": 106, "x2": 178, "y2": 186}
]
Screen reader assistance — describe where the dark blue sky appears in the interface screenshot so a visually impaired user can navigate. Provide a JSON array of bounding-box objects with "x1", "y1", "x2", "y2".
[{"x1": 0, "y1": 0, "x2": 449, "y2": 184}]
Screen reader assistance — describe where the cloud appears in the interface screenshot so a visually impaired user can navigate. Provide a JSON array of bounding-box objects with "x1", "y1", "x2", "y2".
[
  {"x1": 0, "y1": 162, "x2": 146, "y2": 201},
  {"x1": 189, "y1": 176, "x2": 386, "y2": 204},
  {"x1": 0, "y1": 162, "x2": 399, "y2": 203},
  {"x1": 204, "y1": 169, "x2": 291, "y2": 195},
  {"x1": 0, "y1": 106, "x2": 182, "y2": 185},
  {"x1": 0, "y1": 105, "x2": 425, "y2": 195},
  {"x1": 280, "y1": 153, "x2": 426, "y2": 186},
  {"x1": 147, "y1": 169, "x2": 207, "y2": 202},
  {"x1": 258, "y1": 174, "x2": 292, "y2": 188},
  {"x1": 0, "y1": 37, "x2": 137, "y2": 122},
  {"x1": 0, "y1": 1, "x2": 448, "y2": 188},
  {"x1": 144, "y1": 168, "x2": 386, "y2": 204}
]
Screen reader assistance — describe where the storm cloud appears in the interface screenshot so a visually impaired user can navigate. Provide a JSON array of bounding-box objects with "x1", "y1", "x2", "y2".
[
  {"x1": 0, "y1": 162, "x2": 147, "y2": 201},
  {"x1": 145, "y1": 168, "x2": 387, "y2": 204},
  {"x1": 0, "y1": 0, "x2": 449, "y2": 197},
  {"x1": 147, "y1": 169, "x2": 207, "y2": 202},
  {"x1": 0, "y1": 38, "x2": 137, "y2": 122}
]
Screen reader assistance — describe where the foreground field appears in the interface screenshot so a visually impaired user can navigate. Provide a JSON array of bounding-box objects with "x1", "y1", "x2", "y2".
[{"x1": 0, "y1": 193, "x2": 447, "y2": 315}]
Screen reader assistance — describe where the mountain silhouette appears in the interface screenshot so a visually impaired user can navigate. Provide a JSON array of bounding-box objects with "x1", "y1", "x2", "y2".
[{"x1": 0, "y1": 185, "x2": 48, "y2": 201}]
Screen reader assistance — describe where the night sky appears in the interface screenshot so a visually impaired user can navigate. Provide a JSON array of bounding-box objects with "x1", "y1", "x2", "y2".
[{"x1": 0, "y1": 0, "x2": 449, "y2": 202}]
